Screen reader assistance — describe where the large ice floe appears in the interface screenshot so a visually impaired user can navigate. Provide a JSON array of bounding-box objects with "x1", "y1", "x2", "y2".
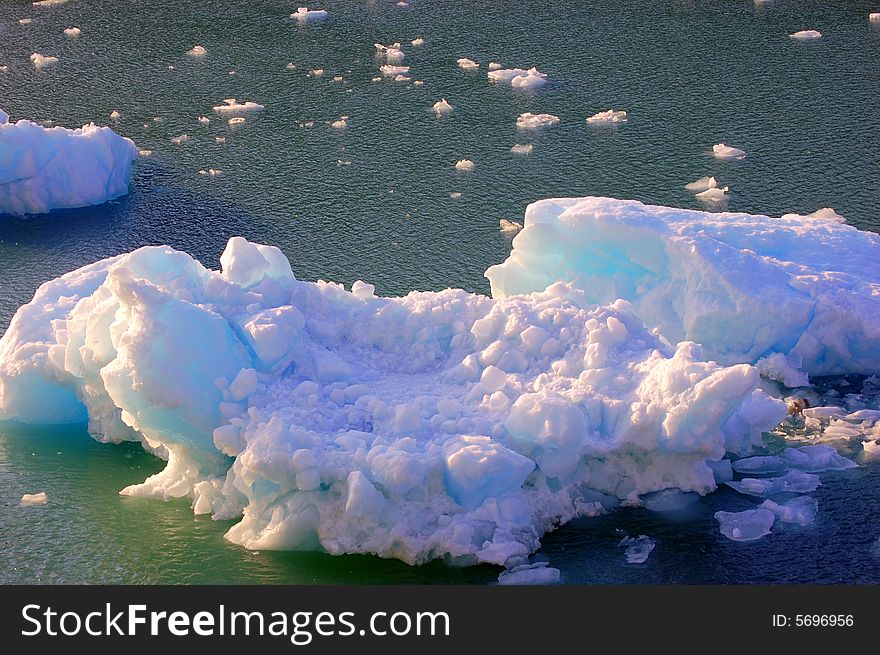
[
  {"x1": 0, "y1": 109, "x2": 138, "y2": 216},
  {"x1": 1, "y1": 196, "x2": 877, "y2": 567}
]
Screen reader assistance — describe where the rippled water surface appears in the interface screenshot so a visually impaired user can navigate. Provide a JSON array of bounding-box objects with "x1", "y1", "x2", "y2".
[{"x1": 0, "y1": 0, "x2": 878, "y2": 583}]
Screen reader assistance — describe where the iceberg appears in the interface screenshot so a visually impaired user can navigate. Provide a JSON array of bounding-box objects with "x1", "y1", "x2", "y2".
[
  {"x1": 485, "y1": 197, "x2": 880, "y2": 377},
  {"x1": 695, "y1": 186, "x2": 728, "y2": 204},
  {"x1": 487, "y1": 67, "x2": 548, "y2": 89},
  {"x1": 499, "y1": 219, "x2": 523, "y2": 234},
  {"x1": 871, "y1": 13, "x2": 880, "y2": 23},
  {"x1": 187, "y1": 45, "x2": 207, "y2": 57},
  {"x1": 790, "y1": 30, "x2": 822, "y2": 40},
  {"x1": 713, "y1": 143, "x2": 746, "y2": 160},
  {"x1": 20, "y1": 492, "x2": 48, "y2": 506},
  {"x1": 380, "y1": 65, "x2": 409, "y2": 77},
  {"x1": 516, "y1": 113, "x2": 560, "y2": 129},
  {"x1": 455, "y1": 159, "x2": 475, "y2": 172},
  {"x1": 63, "y1": 27, "x2": 81, "y2": 37},
  {"x1": 0, "y1": 233, "x2": 786, "y2": 565},
  {"x1": 432, "y1": 99, "x2": 453, "y2": 116},
  {"x1": 586, "y1": 109, "x2": 627, "y2": 124},
  {"x1": 411, "y1": 38, "x2": 424, "y2": 46},
  {"x1": 30, "y1": 53, "x2": 58, "y2": 69},
  {"x1": 0, "y1": 111, "x2": 138, "y2": 216},
  {"x1": 715, "y1": 509, "x2": 775, "y2": 541}
]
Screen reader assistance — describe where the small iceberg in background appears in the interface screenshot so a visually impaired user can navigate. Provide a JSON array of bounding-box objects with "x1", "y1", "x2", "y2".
[
  {"x1": 187, "y1": 45, "x2": 207, "y2": 57},
  {"x1": 331, "y1": 118, "x2": 347, "y2": 129},
  {"x1": 291, "y1": 7, "x2": 328, "y2": 22},
  {"x1": 63, "y1": 27, "x2": 81, "y2": 37},
  {"x1": 510, "y1": 143, "x2": 533, "y2": 155},
  {"x1": 586, "y1": 109, "x2": 627, "y2": 124},
  {"x1": 685, "y1": 176, "x2": 718, "y2": 192},
  {"x1": 20, "y1": 492, "x2": 48, "y2": 506},
  {"x1": 30, "y1": 53, "x2": 58, "y2": 68},
  {"x1": 212, "y1": 99, "x2": 265, "y2": 113},
  {"x1": 498, "y1": 562, "x2": 560, "y2": 585},
  {"x1": 411, "y1": 37, "x2": 424, "y2": 46},
  {"x1": 715, "y1": 509, "x2": 775, "y2": 541},
  {"x1": 499, "y1": 218, "x2": 523, "y2": 234},
  {"x1": 488, "y1": 67, "x2": 548, "y2": 89},
  {"x1": 516, "y1": 112, "x2": 560, "y2": 129},
  {"x1": 109, "y1": 110, "x2": 121, "y2": 121},
  {"x1": 432, "y1": 99, "x2": 453, "y2": 116},
  {"x1": 790, "y1": 30, "x2": 822, "y2": 40},
  {"x1": 457, "y1": 58, "x2": 479, "y2": 70},
  {"x1": 619, "y1": 535, "x2": 655, "y2": 563},
  {"x1": 455, "y1": 159, "x2": 475, "y2": 172},
  {"x1": 380, "y1": 64, "x2": 409, "y2": 77},
  {"x1": 713, "y1": 143, "x2": 746, "y2": 160}
]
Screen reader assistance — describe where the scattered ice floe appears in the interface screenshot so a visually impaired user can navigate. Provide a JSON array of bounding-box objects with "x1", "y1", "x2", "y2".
[
  {"x1": 619, "y1": 534, "x2": 655, "y2": 563},
  {"x1": 685, "y1": 176, "x2": 718, "y2": 193},
  {"x1": 499, "y1": 219, "x2": 523, "y2": 234},
  {"x1": 457, "y1": 58, "x2": 479, "y2": 70},
  {"x1": 432, "y1": 99, "x2": 453, "y2": 116},
  {"x1": 586, "y1": 109, "x2": 627, "y2": 124},
  {"x1": 455, "y1": 159, "x2": 475, "y2": 172},
  {"x1": 510, "y1": 143, "x2": 533, "y2": 155},
  {"x1": 291, "y1": 7, "x2": 328, "y2": 22},
  {"x1": 488, "y1": 67, "x2": 548, "y2": 89},
  {"x1": 516, "y1": 113, "x2": 559, "y2": 129},
  {"x1": 63, "y1": 27, "x2": 81, "y2": 37},
  {"x1": 212, "y1": 99, "x2": 265, "y2": 113},
  {"x1": 30, "y1": 53, "x2": 58, "y2": 69},
  {"x1": 187, "y1": 45, "x2": 207, "y2": 57},
  {"x1": 20, "y1": 492, "x2": 48, "y2": 506},
  {"x1": 713, "y1": 143, "x2": 746, "y2": 160},
  {"x1": 790, "y1": 30, "x2": 822, "y2": 40}
]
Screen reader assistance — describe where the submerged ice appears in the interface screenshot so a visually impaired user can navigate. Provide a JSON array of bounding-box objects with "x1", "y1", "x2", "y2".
[{"x1": 0, "y1": 217, "x2": 794, "y2": 565}]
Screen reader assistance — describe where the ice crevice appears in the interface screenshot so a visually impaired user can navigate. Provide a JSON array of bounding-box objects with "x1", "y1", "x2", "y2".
[{"x1": 1, "y1": 197, "x2": 877, "y2": 566}]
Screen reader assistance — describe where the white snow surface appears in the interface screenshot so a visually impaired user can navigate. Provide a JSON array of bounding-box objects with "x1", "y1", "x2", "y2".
[
  {"x1": 487, "y1": 67, "x2": 547, "y2": 89},
  {"x1": 0, "y1": 230, "x2": 788, "y2": 565},
  {"x1": 486, "y1": 197, "x2": 880, "y2": 377},
  {"x1": 0, "y1": 111, "x2": 138, "y2": 216}
]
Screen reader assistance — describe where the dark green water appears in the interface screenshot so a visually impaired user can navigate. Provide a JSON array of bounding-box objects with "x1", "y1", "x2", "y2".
[{"x1": 0, "y1": 0, "x2": 878, "y2": 583}]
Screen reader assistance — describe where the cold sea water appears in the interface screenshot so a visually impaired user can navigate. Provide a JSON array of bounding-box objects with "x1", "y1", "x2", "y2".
[{"x1": 1, "y1": 0, "x2": 878, "y2": 583}]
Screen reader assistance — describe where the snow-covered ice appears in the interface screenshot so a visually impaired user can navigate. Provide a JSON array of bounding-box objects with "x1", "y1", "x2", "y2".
[
  {"x1": 0, "y1": 110, "x2": 138, "y2": 216},
  {"x1": 291, "y1": 7, "x2": 328, "y2": 22},
  {"x1": 331, "y1": 118, "x2": 347, "y2": 129},
  {"x1": 510, "y1": 144, "x2": 533, "y2": 155},
  {"x1": 380, "y1": 65, "x2": 409, "y2": 77},
  {"x1": 30, "y1": 53, "x2": 58, "y2": 69},
  {"x1": 586, "y1": 109, "x2": 627, "y2": 124},
  {"x1": 455, "y1": 159, "x2": 475, "y2": 172},
  {"x1": 713, "y1": 143, "x2": 746, "y2": 160},
  {"x1": 20, "y1": 492, "x2": 48, "y2": 506},
  {"x1": 516, "y1": 113, "x2": 559, "y2": 129},
  {"x1": 726, "y1": 470, "x2": 821, "y2": 497},
  {"x1": 715, "y1": 509, "x2": 775, "y2": 541},
  {"x1": 488, "y1": 62, "x2": 503, "y2": 71},
  {"x1": 187, "y1": 45, "x2": 207, "y2": 57},
  {"x1": 731, "y1": 455, "x2": 787, "y2": 475},
  {"x1": 782, "y1": 445, "x2": 857, "y2": 472},
  {"x1": 109, "y1": 110, "x2": 121, "y2": 121},
  {"x1": 411, "y1": 38, "x2": 424, "y2": 46},
  {"x1": 213, "y1": 99, "x2": 264, "y2": 114},
  {"x1": 487, "y1": 67, "x2": 548, "y2": 89},
  {"x1": 63, "y1": 27, "x2": 81, "y2": 37},
  {"x1": 695, "y1": 186, "x2": 728, "y2": 203},
  {"x1": 790, "y1": 30, "x2": 822, "y2": 40},
  {"x1": 0, "y1": 232, "x2": 787, "y2": 565},
  {"x1": 760, "y1": 496, "x2": 817, "y2": 526},
  {"x1": 486, "y1": 197, "x2": 880, "y2": 378},
  {"x1": 755, "y1": 353, "x2": 809, "y2": 387},
  {"x1": 499, "y1": 219, "x2": 522, "y2": 234},
  {"x1": 432, "y1": 99, "x2": 453, "y2": 116},
  {"x1": 685, "y1": 176, "x2": 718, "y2": 193},
  {"x1": 457, "y1": 58, "x2": 479, "y2": 70},
  {"x1": 871, "y1": 13, "x2": 880, "y2": 23}
]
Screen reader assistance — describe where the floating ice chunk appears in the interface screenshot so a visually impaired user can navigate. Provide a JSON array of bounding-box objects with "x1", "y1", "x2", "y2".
[
  {"x1": 380, "y1": 64, "x2": 409, "y2": 77},
  {"x1": 171, "y1": 133, "x2": 190, "y2": 144},
  {"x1": 715, "y1": 509, "x2": 775, "y2": 541},
  {"x1": 0, "y1": 112, "x2": 138, "y2": 215},
  {"x1": 30, "y1": 53, "x2": 58, "y2": 69},
  {"x1": 397, "y1": 1, "x2": 409, "y2": 6},
  {"x1": 782, "y1": 445, "x2": 857, "y2": 472},
  {"x1": 801, "y1": 406, "x2": 847, "y2": 420},
  {"x1": 449, "y1": 192, "x2": 462, "y2": 199},
  {"x1": 488, "y1": 67, "x2": 548, "y2": 89},
  {"x1": 291, "y1": 7, "x2": 328, "y2": 22},
  {"x1": 285, "y1": 62, "x2": 296, "y2": 70},
  {"x1": 198, "y1": 169, "x2": 223, "y2": 176},
  {"x1": 197, "y1": 116, "x2": 210, "y2": 124},
  {"x1": 138, "y1": 149, "x2": 152, "y2": 156},
  {"x1": 641, "y1": 488, "x2": 698, "y2": 512},
  {"x1": 486, "y1": 196, "x2": 880, "y2": 377},
  {"x1": 20, "y1": 492, "x2": 48, "y2": 506},
  {"x1": 713, "y1": 143, "x2": 746, "y2": 160},
  {"x1": 457, "y1": 58, "x2": 479, "y2": 70},
  {"x1": 754, "y1": 353, "x2": 809, "y2": 387},
  {"x1": 500, "y1": 219, "x2": 523, "y2": 234},
  {"x1": 63, "y1": 27, "x2": 81, "y2": 37},
  {"x1": 0, "y1": 67, "x2": 8, "y2": 74},
  {"x1": 109, "y1": 110, "x2": 121, "y2": 121},
  {"x1": 586, "y1": 109, "x2": 627, "y2": 124},
  {"x1": 790, "y1": 30, "x2": 822, "y2": 40},
  {"x1": 726, "y1": 470, "x2": 820, "y2": 496},
  {"x1": 34, "y1": 0, "x2": 67, "y2": 5},
  {"x1": 695, "y1": 186, "x2": 729, "y2": 203},
  {"x1": 393, "y1": 74, "x2": 410, "y2": 82},
  {"x1": 309, "y1": 68, "x2": 324, "y2": 77},
  {"x1": 871, "y1": 13, "x2": 880, "y2": 23},
  {"x1": 685, "y1": 176, "x2": 718, "y2": 193},
  {"x1": 212, "y1": 99, "x2": 265, "y2": 113},
  {"x1": 20, "y1": 18, "x2": 33, "y2": 24},
  {"x1": 516, "y1": 113, "x2": 559, "y2": 129},
  {"x1": 432, "y1": 99, "x2": 453, "y2": 116},
  {"x1": 798, "y1": 207, "x2": 846, "y2": 223},
  {"x1": 498, "y1": 562, "x2": 560, "y2": 585},
  {"x1": 187, "y1": 45, "x2": 207, "y2": 57},
  {"x1": 760, "y1": 496, "x2": 817, "y2": 526},
  {"x1": 619, "y1": 535, "x2": 655, "y2": 563},
  {"x1": 332, "y1": 75, "x2": 343, "y2": 82},
  {"x1": 731, "y1": 455, "x2": 787, "y2": 475},
  {"x1": 488, "y1": 62, "x2": 503, "y2": 71},
  {"x1": 455, "y1": 159, "x2": 475, "y2": 172},
  {"x1": 411, "y1": 37, "x2": 424, "y2": 46},
  {"x1": 331, "y1": 118, "x2": 347, "y2": 129}
]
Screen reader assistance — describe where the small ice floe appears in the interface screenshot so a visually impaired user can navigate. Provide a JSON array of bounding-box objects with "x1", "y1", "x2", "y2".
[
  {"x1": 760, "y1": 497, "x2": 818, "y2": 526},
  {"x1": 685, "y1": 176, "x2": 718, "y2": 192},
  {"x1": 455, "y1": 159, "x2": 475, "y2": 172},
  {"x1": 33, "y1": 0, "x2": 67, "y2": 5},
  {"x1": 727, "y1": 470, "x2": 821, "y2": 497},
  {"x1": 371, "y1": 76, "x2": 382, "y2": 82},
  {"x1": 336, "y1": 159, "x2": 351, "y2": 166},
  {"x1": 377, "y1": 46, "x2": 405, "y2": 63},
  {"x1": 499, "y1": 219, "x2": 523, "y2": 234},
  {"x1": 713, "y1": 143, "x2": 746, "y2": 160},
  {"x1": 0, "y1": 66, "x2": 8, "y2": 73},
  {"x1": 450, "y1": 192, "x2": 462, "y2": 199},
  {"x1": 802, "y1": 406, "x2": 847, "y2": 420},
  {"x1": 138, "y1": 149, "x2": 152, "y2": 157},
  {"x1": 285, "y1": 62, "x2": 296, "y2": 70},
  {"x1": 332, "y1": 75, "x2": 343, "y2": 82},
  {"x1": 63, "y1": 27, "x2": 81, "y2": 37},
  {"x1": 228, "y1": 117, "x2": 245, "y2": 125},
  {"x1": 782, "y1": 207, "x2": 846, "y2": 224},
  {"x1": 19, "y1": 18, "x2": 33, "y2": 24},
  {"x1": 331, "y1": 118, "x2": 347, "y2": 129},
  {"x1": 586, "y1": 109, "x2": 627, "y2": 124},
  {"x1": 393, "y1": 74, "x2": 410, "y2": 82},
  {"x1": 488, "y1": 67, "x2": 548, "y2": 89},
  {"x1": 291, "y1": 7, "x2": 328, "y2": 22},
  {"x1": 309, "y1": 68, "x2": 325, "y2": 77},
  {"x1": 411, "y1": 37, "x2": 424, "y2": 46},
  {"x1": 618, "y1": 535, "x2": 655, "y2": 563},
  {"x1": 30, "y1": 53, "x2": 58, "y2": 69},
  {"x1": 497, "y1": 562, "x2": 560, "y2": 585},
  {"x1": 695, "y1": 186, "x2": 729, "y2": 203},
  {"x1": 510, "y1": 143, "x2": 533, "y2": 155},
  {"x1": 413, "y1": 80, "x2": 423, "y2": 86},
  {"x1": 109, "y1": 110, "x2": 121, "y2": 120},
  {"x1": 20, "y1": 492, "x2": 48, "y2": 506},
  {"x1": 457, "y1": 58, "x2": 479, "y2": 70},
  {"x1": 212, "y1": 98, "x2": 265, "y2": 113},
  {"x1": 432, "y1": 98, "x2": 453, "y2": 116},
  {"x1": 516, "y1": 112, "x2": 560, "y2": 129},
  {"x1": 871, "y1": 13, "x2": 880, "y2": 23},
  {"x1": 380, "y1": 64, "x2": 409, "y2": 77},
  {"x1": 715, "y1": 509, "x2": 775, "y2": 541},
  {"x1": 215, "y1": 136, "x2": 226, "y2": 142},
  {"x1": 488, "y1": 62, "x2": 503, "y2": 71},
  {"x1": 171, "y1": 134, "x2": 190, "y2": 145},
  {"x1": 197, "y1": 116, "x2": 210, "y2": 124},
  {"x1": 790, "y1": 30, "x2": 822, "y2": 40},
  {"x1": 396, "y1": 1, "x2": 409, "y2": 7},
  {"x1": 782, "y1": 445, "x2": 857, "y2": 472},
  {"x1": 199, "y1": 168, "x2": 223, "y2": 176},
  {"x1": 187, "y1": 45, "x2": 207, "y2": 57}
]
